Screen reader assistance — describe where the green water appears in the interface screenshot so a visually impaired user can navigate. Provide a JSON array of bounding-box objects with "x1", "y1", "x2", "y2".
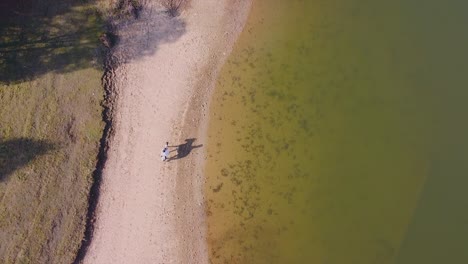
[{"x1": 205, "y1": 0, "x2": 468, "y2": 263}]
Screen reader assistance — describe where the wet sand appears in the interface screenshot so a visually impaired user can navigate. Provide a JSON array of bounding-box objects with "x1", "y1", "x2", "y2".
[{"x1": 82, "y1": 1, "x2": 251, "y2": 263}]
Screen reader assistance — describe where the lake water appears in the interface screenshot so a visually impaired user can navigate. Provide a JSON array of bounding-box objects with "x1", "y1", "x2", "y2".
[{"x1": 205, "y1": 0, "x2": 468, "y2": 263}]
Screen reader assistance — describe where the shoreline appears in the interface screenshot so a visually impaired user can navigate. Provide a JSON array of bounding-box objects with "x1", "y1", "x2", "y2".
[
  {"x1": 80, "y1": 1, "x2": 251, "y2": 263},
  {"x1": 174, "y1": 2, "x2": 253, "y2": 261}
]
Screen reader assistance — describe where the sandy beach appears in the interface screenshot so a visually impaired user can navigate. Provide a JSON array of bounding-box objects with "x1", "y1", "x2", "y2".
[{"x1": 81, "y1": 1, "x2": 251, "y2": 263}]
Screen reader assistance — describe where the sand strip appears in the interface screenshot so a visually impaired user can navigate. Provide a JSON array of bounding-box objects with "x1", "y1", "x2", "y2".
[{"x1": 82, "y1": 1, "x2": 251, "y2": 263}]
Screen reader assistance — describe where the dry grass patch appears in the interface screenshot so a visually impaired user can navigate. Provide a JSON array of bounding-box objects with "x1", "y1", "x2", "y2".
[
  {"x1": 0, "y1": 0, "x2": 189, "y2": 262},
  {"x1": 0, "y1": 0, "x2": 106, "y2": 263}
]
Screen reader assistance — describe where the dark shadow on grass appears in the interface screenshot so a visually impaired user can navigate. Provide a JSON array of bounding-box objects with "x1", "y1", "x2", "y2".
[
  {"x1": 0, "y1": 138, "x2": 55, "y2": 181},
  {"x1": 0, "y1": 0, "x2": 187, "y2": 84},
  {"x1": 0, "y1": 0, "x2": 103, "y2": 84},
  {"x1": 167, "y1": 138, "x2": 202, "y2": 161}
]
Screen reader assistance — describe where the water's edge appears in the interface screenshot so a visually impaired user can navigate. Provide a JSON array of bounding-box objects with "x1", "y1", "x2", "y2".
[{"x1": 173, "y1": 2, "x2": 253, "y2": 262}]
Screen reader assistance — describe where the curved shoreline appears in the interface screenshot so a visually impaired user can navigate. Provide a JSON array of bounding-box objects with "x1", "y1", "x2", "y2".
[
  {"x1": 173, "y1": 2, "x2": 253, "y2": 261},
  {"x1": 79, "y1": 1, "x2": 251, "y2": 263}
]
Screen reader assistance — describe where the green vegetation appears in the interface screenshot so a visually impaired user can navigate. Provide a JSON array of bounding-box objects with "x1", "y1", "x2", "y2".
[{"x1": 0, "y1": 0, "x2": 106, "y2": 263}]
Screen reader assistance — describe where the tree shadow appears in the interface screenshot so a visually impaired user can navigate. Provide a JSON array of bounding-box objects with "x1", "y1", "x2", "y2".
[
  {"x1": 0, "y1": 0, "x2": 187, "y2": 84},
  {"x1": 0, "y1": 138, "x2": 55, "y2": 181},
  {"x1": 167, "y1": 138, "x2": 202, "y2": 161},
  {"x1": 0, "y1": 0, "x2": 102, "y2": 84},
  {"x1": 108, "y1": 2, "x2": 186, "y2": 67}
]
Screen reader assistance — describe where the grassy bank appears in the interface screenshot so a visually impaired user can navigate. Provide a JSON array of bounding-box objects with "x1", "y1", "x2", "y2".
[{"x1": 0, "y1": 1, "x2": 105, "y2": 263}]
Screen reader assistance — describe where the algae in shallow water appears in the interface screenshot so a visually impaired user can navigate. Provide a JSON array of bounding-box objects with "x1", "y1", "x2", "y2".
[{"x1": 206, "y1": 0, "x2": 468, "y2": 263}]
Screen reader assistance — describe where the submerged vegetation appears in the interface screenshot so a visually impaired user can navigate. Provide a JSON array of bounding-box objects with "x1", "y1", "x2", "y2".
[{"x1": 206, "y1": 0, "x2": 468, "y2": 263}]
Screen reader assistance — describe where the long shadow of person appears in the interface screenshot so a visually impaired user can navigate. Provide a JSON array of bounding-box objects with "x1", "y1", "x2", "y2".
[{"x1": 167, "y1": 138, "x2": 203, "y2": 161}]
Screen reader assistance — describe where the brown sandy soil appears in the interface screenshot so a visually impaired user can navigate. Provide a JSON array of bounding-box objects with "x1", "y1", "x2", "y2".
[{"x1": 82, "y1": 1, "x2": 251, "y2": 263}]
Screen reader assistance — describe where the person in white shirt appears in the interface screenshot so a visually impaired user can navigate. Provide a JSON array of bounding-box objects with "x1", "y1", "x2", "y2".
[{"x1": 161, "y1": 142, "x2": 170, "y2": 161}]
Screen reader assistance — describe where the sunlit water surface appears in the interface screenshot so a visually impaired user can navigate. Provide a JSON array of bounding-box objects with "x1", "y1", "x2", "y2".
[{"x1": 205, "y1": 0, "x2": 468, "y2": 263}]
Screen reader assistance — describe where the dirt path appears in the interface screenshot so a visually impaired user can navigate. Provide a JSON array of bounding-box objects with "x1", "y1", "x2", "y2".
[{"x1": 82, "y1": 1, "x2": 251, "y2": 263}]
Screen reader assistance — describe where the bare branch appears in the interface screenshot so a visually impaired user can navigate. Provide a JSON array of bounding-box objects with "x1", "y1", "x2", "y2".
[{"x1": 161, "y1": 0, "x2": 189, "y2": 17}]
